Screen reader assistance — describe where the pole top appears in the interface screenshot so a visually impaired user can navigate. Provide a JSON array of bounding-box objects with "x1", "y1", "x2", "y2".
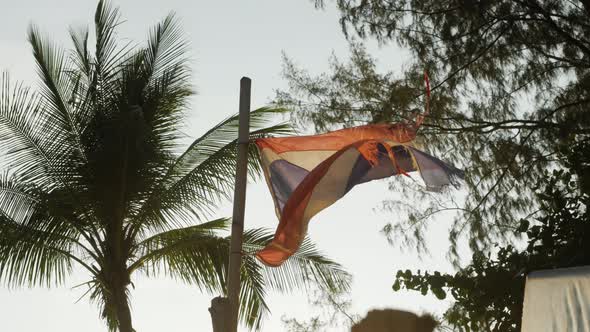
[{"x1": 240, "y1": 76, "x2": 251, "y2": 83}]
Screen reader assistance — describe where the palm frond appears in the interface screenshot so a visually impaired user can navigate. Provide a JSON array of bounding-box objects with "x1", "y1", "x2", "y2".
[
  {"x1": 144, "y1": 13, "x2": 189, "y2": 83},
  {"x1": 69, "y1": 26, "x2": 91, "y2": 78},
  {"x1": 94, "y1": 0, "x2": 129, "y2": 82},
  {"x1": 129, "y1": 221, "x2": 349, "y2": 331},
  {"x1": 128, "y1": 223, "x2": 308, "y2": 331},
  {"x1": 0, "y1": 172, "x2": 39, "y2": 224},
  {"x1": 240, "y1": 253, "x2": 269, "y2": 331},
  {"x1": 128, "y1": 107, "x2": 291, "y2": 235},
  {"x1": 139, "y1": 25, "x2": 193, "y2": 158},
  {"x1": 169, "y1": 107, "x2": 291, "y2": 182},
  {"x1": 0, "y1": 73, "x2": 52, "y2": 184},
  {"x1": 235, "y1": 228, "x2": 351, "y2": 331},
  {"x1": 129, "y1": 218, "x2": 229, "y2": 293},
  {"x1": 0, "y1": 216, "x2": 82, "y2": 288},
  {"x1": 266, "y1": 239, "x2": 351, "y2": 294},
  {"x1": 0, "y1": 205, "x2": 81, "y2": 287},
  {"x1": 28, "y1": 25, "x2": 86, "y2": 166},
  {"x1": 243, "y1": 228, "x2": 352, "y2": 296},
  {"x1": 0, "y1": 74, "x2": 96, "y2": 243},
  {"x1": 0, "y1": 172, "x2": 98, "y2": 286},
  {"x1": 139, "y1": 12, "x2": 193, "y2": 156},
  {"x1": 143, "y1": 63, "x2": 193, "y2": 152}
]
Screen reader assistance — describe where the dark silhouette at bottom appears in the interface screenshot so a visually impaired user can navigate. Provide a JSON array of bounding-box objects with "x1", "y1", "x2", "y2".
[{"x1": 351, "y1": 309, "x2": 438, "y2": 332}]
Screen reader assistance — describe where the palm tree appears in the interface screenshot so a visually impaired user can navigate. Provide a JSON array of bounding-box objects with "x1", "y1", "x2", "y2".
[{"x1": 0, "y1": 1, "x2": 350, "y2": 331}]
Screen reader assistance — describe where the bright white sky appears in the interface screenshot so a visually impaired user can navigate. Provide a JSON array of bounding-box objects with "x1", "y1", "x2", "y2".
[{"x1": 0, "y1": 1, "x2": 466, "y2": 331}]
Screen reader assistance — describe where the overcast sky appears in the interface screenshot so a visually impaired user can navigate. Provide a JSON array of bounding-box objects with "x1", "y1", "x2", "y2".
[{"x1": 0, "y1": 1, "x2": 464, "y2": 331}]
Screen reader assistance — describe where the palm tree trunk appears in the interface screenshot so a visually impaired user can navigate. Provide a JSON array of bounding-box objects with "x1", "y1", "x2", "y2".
[
  {"x1": 113, "y1": 130, "x2": 133, "y2": 332},
  {"x1": 113, "y1": 279, "x2": 134, "y2": 332},
  {"x1": 116, "y1": 298, "x2": 133, "y2": 332}
]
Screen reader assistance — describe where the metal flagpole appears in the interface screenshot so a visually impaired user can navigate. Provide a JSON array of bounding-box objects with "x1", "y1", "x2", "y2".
[{"x1": 216, "y1": 77, "x2": 251, "y2": 332}]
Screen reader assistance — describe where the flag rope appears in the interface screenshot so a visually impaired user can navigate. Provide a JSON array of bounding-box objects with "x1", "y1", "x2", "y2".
[{"x1": 414, "y1": 70, "x2": 430, "y2": 128}]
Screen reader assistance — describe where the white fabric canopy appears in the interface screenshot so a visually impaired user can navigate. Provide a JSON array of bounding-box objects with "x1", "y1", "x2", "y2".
[{"x1": 521, "y1": 265, "x2": 590, "y2": 332}]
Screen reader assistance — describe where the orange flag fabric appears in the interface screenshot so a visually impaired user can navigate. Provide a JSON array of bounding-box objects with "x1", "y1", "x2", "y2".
[{"x1": 254, "y1": 123, "x2": 463, "y2": 266}]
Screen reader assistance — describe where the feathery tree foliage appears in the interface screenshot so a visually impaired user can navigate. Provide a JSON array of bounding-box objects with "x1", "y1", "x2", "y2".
[
  {"x1": 0, "y1": 2, "x2": 350, "y2": 331},
  {"x1": 277, "y1": 0, "x2": 590, "y2": 262},
  {"x1": 393, "y1": 140, "x2": 590, "y2": 331}
]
